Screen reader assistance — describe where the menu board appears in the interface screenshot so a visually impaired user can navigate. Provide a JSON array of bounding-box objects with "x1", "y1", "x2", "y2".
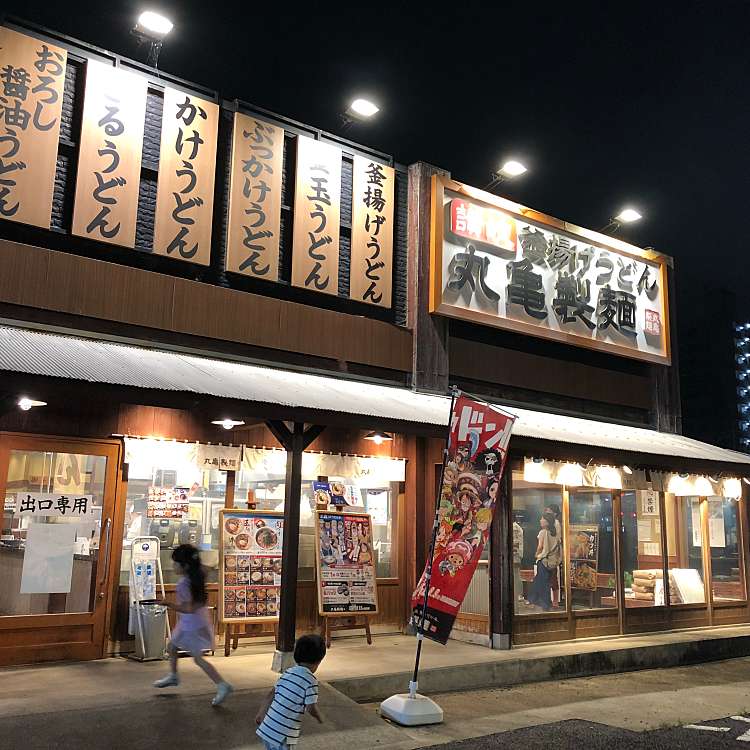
[
  {"x1": 568, "y1": 525, "x2": 600, "y2": 591},
  {"x1": 219, "y1": 509, "x2": 283, "y2": 624},
  {"x1": 315, "y1": 511, "x2": 378, "y2": 615},
  {"x1": 147, "y1": 487, "x2": 190, "y2": 519}
]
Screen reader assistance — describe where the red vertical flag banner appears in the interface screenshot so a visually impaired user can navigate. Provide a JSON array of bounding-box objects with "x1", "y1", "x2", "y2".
[{"x1": 411, "y1": 394, "x2": 515, "y2": 644}]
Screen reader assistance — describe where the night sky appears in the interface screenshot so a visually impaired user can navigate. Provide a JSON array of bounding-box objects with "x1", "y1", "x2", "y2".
[{"x1": 4, "y1": 1, "x2": 749, "y2": 320}]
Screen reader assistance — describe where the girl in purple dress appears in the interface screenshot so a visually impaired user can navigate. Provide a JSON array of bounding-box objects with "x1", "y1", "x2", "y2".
[{"x1": 153, "y1": 544, "x2": 233, "y2": 706}]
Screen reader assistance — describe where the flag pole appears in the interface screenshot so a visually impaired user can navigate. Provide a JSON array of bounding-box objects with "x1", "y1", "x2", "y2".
[{"x1": 410, "y1": 385, "x2": 458, "y2": 698}]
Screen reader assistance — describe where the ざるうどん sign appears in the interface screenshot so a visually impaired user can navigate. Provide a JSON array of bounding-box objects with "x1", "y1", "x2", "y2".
[
  {"x1": 411, "y1": 393, "x2": 515, "y2": 644},
  {"x1": 0, "y1": 27, "x2": 66, "y2": 229},
  {"x1": 430, "y1": 176, "x2": 671, "y2": 365},
  {"x1": 219, "y1": 510, "x2": 283, "y2": 623},
  {"x1": 316, "y1": 511, "x2": 378, "y2": 614}
]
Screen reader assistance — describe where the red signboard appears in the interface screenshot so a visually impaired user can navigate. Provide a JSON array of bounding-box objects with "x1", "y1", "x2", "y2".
[
  {"x1": 411, "y1": 394, "x2": 515, "y2": 644},
  {"x1": 449, "y1": 199, "x2": 516, "y2": 252}
]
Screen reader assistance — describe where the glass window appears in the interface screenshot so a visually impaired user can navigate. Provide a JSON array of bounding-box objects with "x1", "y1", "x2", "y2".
[
  {"x1": 236, "y1": 450, "x2": 402, "y2": 580},
  {"x1": 708, "y1": 497, "x2": 746, "y2": 602},
  {"x1": 1, "y1": 450, "x2": 108, "y2": 616},
  {"x1": 665, "y1": 494, "x2": 706, "y2": 604},
  {"x1": 567, "y1": 489, "x2": 617, "y2": 610},
  {"x1": 512, "y1": 472, "x2": 565, "y2": 614},
  {"x1": 121, "y1": 441, "x2": 227, "y2": 585},
  {"x1": 620, "y1": 490, "x2": 665, "y2": 607}
]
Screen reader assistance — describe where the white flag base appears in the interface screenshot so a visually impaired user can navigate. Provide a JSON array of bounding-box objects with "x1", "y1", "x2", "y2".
[{"x1": 380, "y1": 692, "x2": 444, "y2": 726}]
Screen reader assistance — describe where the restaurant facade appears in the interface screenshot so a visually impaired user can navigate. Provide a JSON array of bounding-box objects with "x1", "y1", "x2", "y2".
[{"x1": 0, "y1": 17, "x2": 748, "y2": 668}]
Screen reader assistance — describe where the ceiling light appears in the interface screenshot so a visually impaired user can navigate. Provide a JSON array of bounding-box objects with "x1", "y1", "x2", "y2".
[
  {"x1": 18, "y1": 397, "x2": 47, "y2": 411},
  {"x1": 364, "y1": 431, "x2": 393, "y2": 445},
  {"x1": 211, "y1": 419, "x2": 245, "y2": 430},
  {"x1": 614, "y1": 208, "x2": 642, "y2": 224},
  {"x1": 499, "y1": 160, "x2": 528, "y2": 178},
  {"x1": 622, "y1": 465, "x2": 633, "y2": 475},
  {"x1": 743, "y1": 478, "x2": 750, "y2": 486},
  {"x1": 135, "y1": 11, "x2": 173, "y2": 39}
]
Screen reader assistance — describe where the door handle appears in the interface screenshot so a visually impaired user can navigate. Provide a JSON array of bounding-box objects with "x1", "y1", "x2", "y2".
[{"x1": 97, "y1": 517, "x2": 112, "y2": 589}]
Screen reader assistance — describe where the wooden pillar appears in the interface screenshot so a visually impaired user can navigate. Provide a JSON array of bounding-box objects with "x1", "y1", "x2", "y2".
[
  {"x1": 408, "y1": 161, "x2": 450, "y2": 393},
  {"x1": 267, "y1": 420, "x2": 325, "y2": 672},
  {"x1": 490, "y1": 463, "x2": 513, "y2": 648}
]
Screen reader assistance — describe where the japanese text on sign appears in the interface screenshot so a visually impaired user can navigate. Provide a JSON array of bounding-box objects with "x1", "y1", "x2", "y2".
[
  {"x1": 72, "y1": 60, "x2": 147, "y2": 247},
  {"x1": 350, "y1": 156, "x2": 395, "y2": 307},
  {"x1": 432, "y1": 179, "x2": 670, "y2": 364},
  {"x1": 291, "y1": 136, "x2": 341, "y2": 296},
  {"x1": 154, "y1": 88, "x2": 219, "y2": 265},
  {"x1": 226, "y1": 113, "x2": 284, "y2": 279},
  {"x1": 14, "y1": 492, "x2": 93, "y2": 517},
  {"x1": 0, "y1": 27, "x2": 66, "y2": 229}
]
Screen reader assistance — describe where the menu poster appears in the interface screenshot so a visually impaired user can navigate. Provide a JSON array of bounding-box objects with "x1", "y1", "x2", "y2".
[
  {"x1": 568, "y1": 525, "x2": 599, "y2": 591},
  {"x1": 219, "y1": 509, "x2": 283, "y2": 624},
  {"x1": 315, "y1": 511, "x2": 378, "y2": 615},
  {"x1": 313, "y1": 481, "x2": 358, "y2": 508},
  {"x1": 147, "y1": 487, "x2": 190, "y2": 519}
]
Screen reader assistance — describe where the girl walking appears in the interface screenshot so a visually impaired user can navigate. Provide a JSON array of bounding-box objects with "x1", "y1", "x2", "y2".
[{"x1": 153, "y1": 544, "x2": 233, "y2": 706}]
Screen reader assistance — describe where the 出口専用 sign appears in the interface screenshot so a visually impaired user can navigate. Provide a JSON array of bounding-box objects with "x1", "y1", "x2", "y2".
[
  {"x1": 430, "y1": 176, "x2": 671, "y2": 365},
  {"x1": 153, "y1": 87, "x2": 219, "y2": 266},
  {"x1": 72, "y1": 60, "x2": 147, "y2": 247},
  {"x1": 0, "y1": 27, "x2": 67, "y2": 229},
  {"x1": 411, "y1": 393, "x2": 515, "y2": 644},
  {"x1": 226, "y1": 112, "x2": 284, "y2": 280},
  {"x1": 350, "y1": 156, "x2": 394, "y2": 307},
  {"x1": 291, "y1": 136, "x2": 341, "y2": 296}
]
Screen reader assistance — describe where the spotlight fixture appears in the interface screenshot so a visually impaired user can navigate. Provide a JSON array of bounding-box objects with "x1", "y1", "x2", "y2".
[
  {"x1": 622, "y1": 465, "x2": 633, "y2": 475},
  {"x1": 132, "y1": 11, "x2": 174, "y2": 68},
  {"x1": 341, "y1": 98, "x2": 380, "y2": 130},
  {"x1": 364, "y1": 431, "x2": 393, "y2": 446},
  {"x1": 18, "y1": 397, "x2": 47, "y2": 411}
]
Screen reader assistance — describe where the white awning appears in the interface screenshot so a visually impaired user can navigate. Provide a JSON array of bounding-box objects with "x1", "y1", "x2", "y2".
[{"x1": 0, "y1": 325, "x2": 748, "y2": 467}]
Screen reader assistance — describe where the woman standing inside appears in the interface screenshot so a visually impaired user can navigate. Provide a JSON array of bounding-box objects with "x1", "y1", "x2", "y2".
[{"x1": 527, "y1": 512, "x2": 561, "y2": 612}]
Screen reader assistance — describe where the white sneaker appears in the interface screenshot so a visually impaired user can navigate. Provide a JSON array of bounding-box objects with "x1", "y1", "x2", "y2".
[
  {"x1": 153, "y1": 673, "x2": 180, "y2": 688},
  {"x1": 212, "y1": 681, "x2": 234, "y2": 706}
]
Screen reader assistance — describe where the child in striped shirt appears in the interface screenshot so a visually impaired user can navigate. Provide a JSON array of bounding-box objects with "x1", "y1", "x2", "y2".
[{"x1": 256, "y1": 635, "x2": 326, "y2": 748}]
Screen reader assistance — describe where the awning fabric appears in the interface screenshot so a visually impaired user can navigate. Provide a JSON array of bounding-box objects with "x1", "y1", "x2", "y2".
[{"x1": 0, "y1": 325, "x2": 748, "y2": 467}]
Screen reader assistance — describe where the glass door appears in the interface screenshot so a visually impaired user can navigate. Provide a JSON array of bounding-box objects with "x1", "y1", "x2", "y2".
[{"x1": 0, "y1": 434, "x2": 122, "y2": 666}]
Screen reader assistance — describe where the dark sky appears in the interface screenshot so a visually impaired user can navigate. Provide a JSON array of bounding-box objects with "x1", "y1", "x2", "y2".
[{"x1": 5, "y1": 1, "x2": 750, "y2": 319}]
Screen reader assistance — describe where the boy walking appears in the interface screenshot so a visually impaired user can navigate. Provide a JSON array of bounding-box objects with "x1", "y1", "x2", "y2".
[{"x1": 256, "y1": 635, "x2": 326, "y2": 748}]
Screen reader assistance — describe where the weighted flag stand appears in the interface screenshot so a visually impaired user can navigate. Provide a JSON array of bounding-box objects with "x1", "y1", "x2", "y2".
[{"x1": 379, "y1": 388, "x2": 458, "y2": 727}]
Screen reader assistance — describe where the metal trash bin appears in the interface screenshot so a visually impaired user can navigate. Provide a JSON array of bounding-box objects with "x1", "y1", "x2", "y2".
[{"x1": 134, "y1": 603, "x2": 167, "y2": 661}]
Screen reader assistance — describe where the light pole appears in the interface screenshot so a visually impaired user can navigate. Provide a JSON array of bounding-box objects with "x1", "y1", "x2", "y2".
[
  {"x1": 132, "y1": 11, "x2": 174, "y2": 69},
  {"x1": 484, "y1": 160, "x2": 528, "y2": 191},
  {"x1": 600, "y1": 208, "x2": 642, "y2": 233},
  {"x1": 340, "y1": 98, "x2": 380, "y2": 131}
]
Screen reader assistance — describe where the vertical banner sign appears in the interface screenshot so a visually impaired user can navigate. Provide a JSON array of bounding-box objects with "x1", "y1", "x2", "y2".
[
  {"x1": 72, "y1": 60, "x2": 147, "y2": 247},
  {"x1": 411, "y1": 394, "x2": 515, "y2": 644},
  {"x1": 153, "y1": 87, "x2": 219, "y2": 266},
  {"x1": 350, "y1": 156, "x2": 394, "y2": 307},
  {"x1": 0, "y1": 27, "x2": 66, "y2": 228},
  {"x1": 226, "y1": 112, "x2": 283, "y2": 280},
  {"x1": 291, "y1": 136, "x2": 341, "y2": 296}
]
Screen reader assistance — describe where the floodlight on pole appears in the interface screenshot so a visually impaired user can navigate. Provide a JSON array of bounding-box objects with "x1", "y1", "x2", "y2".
[
  {"x1": 341, "y1": 98, "x2": 380, "y2": 130},
  {"x1": 132, "y1": 11, "x2": 173, "y2": 69},
  {"x1": 601, "y1": 207, "x2": 643, "y2": 233},
  {"x1": 484, "y1": 159, "x2": 528, "y2": 191}
]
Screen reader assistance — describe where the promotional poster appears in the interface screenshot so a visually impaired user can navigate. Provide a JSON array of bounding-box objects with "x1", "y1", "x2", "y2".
[
  {"x1": 315, "y1": 511, "x2": 378, "y2": 614},
  {"x1": 411, "y1": 393, "x2": 515, "y2": 644}
]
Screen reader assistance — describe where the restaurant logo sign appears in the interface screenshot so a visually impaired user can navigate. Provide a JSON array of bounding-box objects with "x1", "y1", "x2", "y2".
[{"x1": 430, "y1": 176, "x2": 671, "y2": 364}]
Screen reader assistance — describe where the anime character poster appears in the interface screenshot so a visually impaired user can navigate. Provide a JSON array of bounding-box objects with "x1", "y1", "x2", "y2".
[{"x1": 411, "y1": 393, "x2": 515, "y2": 644}]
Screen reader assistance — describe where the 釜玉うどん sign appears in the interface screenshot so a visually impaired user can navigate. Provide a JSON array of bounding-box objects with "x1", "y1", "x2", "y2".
[
  {"x1": 0, "y1": 27, "x2": 66, "y2": 229},
  {"x1": 291, "y1": 136, "x2": 342, "y2": 296},
  {"x1": 72, "y1": 60, "x2": 147, "y2": 247},
  {"x1": 226, "y1": 112, "x2": 284, "y2": 280},
  {"x1": 153, "y1": 87, "x2": 219, "y2": 266},
  {"x1": 430, "y1": 176, "x2": 671, "y2": 365},
  {"x1": 350, "y1": 156, "x2": 394, "y2": 307}
]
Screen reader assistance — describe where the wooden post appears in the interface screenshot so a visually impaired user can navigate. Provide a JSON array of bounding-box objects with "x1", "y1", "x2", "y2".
[
  {"x1": 490, "y1": 464, "x2": 513, "y2": 648},
  {"x1": 267, "y1": 420, "x2": 325, "y2": 672}
]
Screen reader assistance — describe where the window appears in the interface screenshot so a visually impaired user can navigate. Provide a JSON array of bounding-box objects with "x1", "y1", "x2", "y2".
[
  {"x1": 567, "y1": 489, "x2": 617, "y2": 610},
  {"x1": 120, "y1": 441, "x2": 227, "y2": 585},
  {"x1": 665, "y1": 494, "x2": 706, "y2": 604},
  {"x1": 1, "y1": 450, "x2": 108, "y2": 616},
  {"x1": 620, "y1": 490, "x2": 665, "y2": 607},
  {"x1": 708, "y1": 497, "x2": 746, "y2": 602},
  {"x1": 512, "y1": 472, "x2": 565, "y2": 614},
  {"x1": 236, "y1": 449, "x2": 403, "y2": 581}
]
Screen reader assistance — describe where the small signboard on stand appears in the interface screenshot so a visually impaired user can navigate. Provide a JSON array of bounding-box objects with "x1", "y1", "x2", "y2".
[
  {"x1": 315, "y1": 510, "x2": 378, "y2": 646},
  {"x1": 219, "y1": 509, "x2": 283, "y2": 655}
]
